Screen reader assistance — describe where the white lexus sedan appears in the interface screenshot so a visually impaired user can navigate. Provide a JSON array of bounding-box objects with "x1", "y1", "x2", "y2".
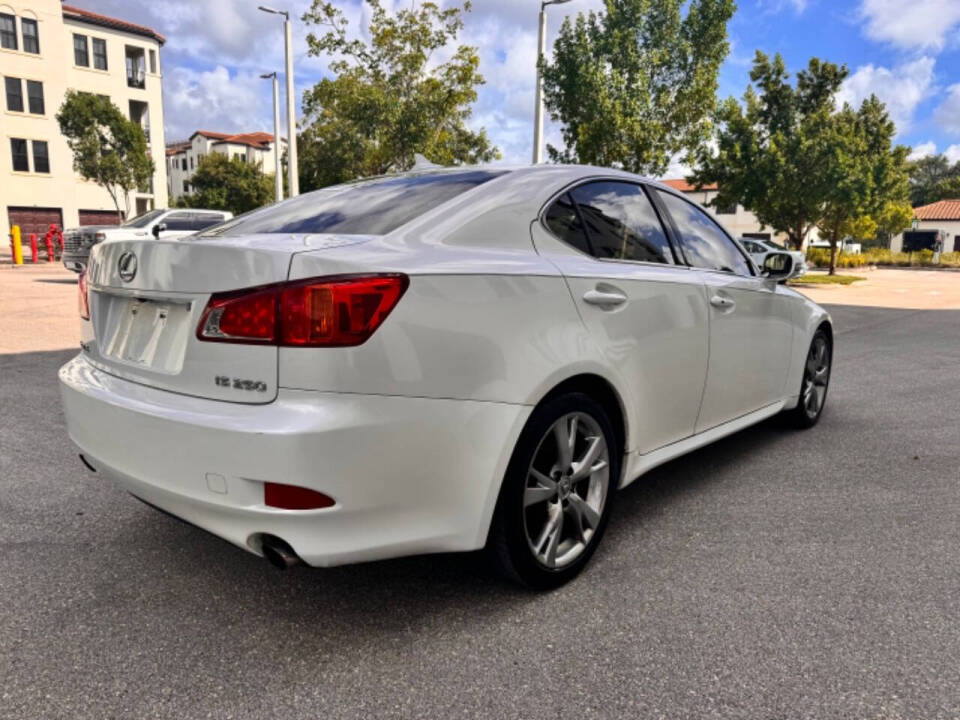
[{"x1": 60, "y1": 165, "x2": 832, "y2": 589}]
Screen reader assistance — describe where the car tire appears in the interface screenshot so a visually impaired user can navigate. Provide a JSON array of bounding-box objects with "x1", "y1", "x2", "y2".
[
  {"x1": 488, "y1": 392, "x2": 620, "y2": 590},
  {"x1": 782, "y1": 328, "x2": 832, "y2": 429}
]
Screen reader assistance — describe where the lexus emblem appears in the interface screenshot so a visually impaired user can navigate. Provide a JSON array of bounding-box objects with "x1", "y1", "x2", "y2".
[{"x1": 118, "y1": 252, "x2": 138, "y2": 283}]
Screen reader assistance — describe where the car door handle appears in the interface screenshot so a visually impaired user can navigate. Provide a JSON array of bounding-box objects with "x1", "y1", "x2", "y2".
[
  {"x1": 583, "y1": 288, "x2": 628, "y2": 308},
  {"x1": 710, "y1": 294, "x2": 735, "y2": 309}
]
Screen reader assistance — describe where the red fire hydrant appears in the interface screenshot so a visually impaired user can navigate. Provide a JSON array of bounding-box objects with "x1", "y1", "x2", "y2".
[{"x1": 44, "y1": 224, "x2": 60, "y2": 261}]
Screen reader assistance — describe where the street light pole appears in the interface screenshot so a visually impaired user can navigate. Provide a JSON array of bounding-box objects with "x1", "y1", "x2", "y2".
[
  {"x1": 259, "y1": 5, "x2": 299, "y2": 197},
  {"x1": 260, "y1": 71, "x2": 283, "y2": 202},
  {"x1": 532, "y1": 0, "x2": 573, "y2": 165}
]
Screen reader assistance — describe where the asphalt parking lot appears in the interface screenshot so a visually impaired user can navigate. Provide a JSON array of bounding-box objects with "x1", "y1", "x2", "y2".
[{"x1": 1, "y1": 269, "x2": 959, "y2": 717}]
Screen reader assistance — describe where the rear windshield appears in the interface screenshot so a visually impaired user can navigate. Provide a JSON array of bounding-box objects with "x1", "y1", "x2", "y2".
[{"x1": 200, "y1": 170, "x2": 507, "y2": 237}]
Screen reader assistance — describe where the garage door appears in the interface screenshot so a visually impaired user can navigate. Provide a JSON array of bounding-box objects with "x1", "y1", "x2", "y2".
[
  {"x1": 7, "y1": 207, "x2": 63, "y2": 237},
  {"x1": 79, "y1": 209, "x2": 123, "y2": 226}
]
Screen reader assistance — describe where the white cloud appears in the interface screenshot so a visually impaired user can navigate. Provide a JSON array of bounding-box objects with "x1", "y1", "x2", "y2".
[
  {"x1": 836, "y1": 57, "x2": 936, "y2": 134},
  {"x1": 162, "y1": 65, "x2": 271, "y2": 141},
  {"x1": 908, "y1": 141, "x2": 937, "y2": 160},
  {"x1": 944, "y1": 145, "x2": 960, "y2": 164},
  {"x1": 933, "y1": 84, "x2": 960, "y2": 135},
  {"x1": 859, "y1": 0, "x2": 960, "y2": 51}
]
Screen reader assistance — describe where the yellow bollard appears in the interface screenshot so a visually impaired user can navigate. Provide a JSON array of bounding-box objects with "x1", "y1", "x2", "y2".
[{"x1": 12, "y1": 225, "x2": 23, "y2": 266}]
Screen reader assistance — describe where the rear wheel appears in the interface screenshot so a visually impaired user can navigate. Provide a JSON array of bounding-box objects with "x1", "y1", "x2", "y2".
[
  {"x1": 783, "y1": 328, "x2": 831, "y2": 428},
  {"x1": 489, "y1": 393, "x2": 619, "y2": 590}
]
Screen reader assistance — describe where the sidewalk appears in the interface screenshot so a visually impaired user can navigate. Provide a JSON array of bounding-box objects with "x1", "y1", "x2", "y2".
[{"x1": 795, "y1": 268, "x2": 960, "y2": 310}]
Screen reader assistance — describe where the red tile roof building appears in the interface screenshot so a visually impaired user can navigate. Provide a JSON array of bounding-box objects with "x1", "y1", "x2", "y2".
[
  {"x1": 913, "y1": 199, "x2": 960, "y2": 221},
  {"x1": 61, "y1": 5, "x2": 166, "y2": 45}
]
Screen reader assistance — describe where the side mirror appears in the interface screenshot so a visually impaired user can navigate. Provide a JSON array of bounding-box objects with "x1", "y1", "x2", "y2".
[
  {"x1": 152, "y1": 222, "x2": 166, "y2": 238},
  {"x1": 762, "y1": 252, "x2": 794, "y2": 282}
]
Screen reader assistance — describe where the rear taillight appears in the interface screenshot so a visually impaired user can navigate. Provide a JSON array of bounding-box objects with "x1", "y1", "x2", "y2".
[
  {"x1": 78, "y1": 271, "x2": 90, "y2": 320},
  {"x1": 196, "y1": 274, "x2": 409, "y2": 347},
  {"x1": 264, "y1": 482, "x2": 335, "y2": 510}
]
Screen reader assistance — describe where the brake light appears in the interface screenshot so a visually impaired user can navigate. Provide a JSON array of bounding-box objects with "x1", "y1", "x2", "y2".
[
  {"x1": 264, "y1": 482, "x2": 335, "y2": 510},
  {"x1": 197, "y1": 274, "x2": 408, "y2": 347},
  {"x1": 78, "y1": 270, "x2": 90, "y2": 320}
]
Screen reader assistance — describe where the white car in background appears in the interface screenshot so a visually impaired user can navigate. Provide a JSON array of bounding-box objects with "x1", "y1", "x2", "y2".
[
  {"x1": 62, "y1": 208, "x2": 233, "y2": 272},
  {"x1": 741, "y1": 237, "x2": 807, "y2": 277},
  {"x1": 59, "y1": 165, "x2": 831, "y2": 589}
]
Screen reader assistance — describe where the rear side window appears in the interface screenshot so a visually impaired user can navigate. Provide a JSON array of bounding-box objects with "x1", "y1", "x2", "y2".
[
  {"x1": 569, "y1": 181, "x2": 673, "y2": 263},
  {"x1": 543, "y1": 193, "x2": 590, "y2": 255},
  {"x1": 656, "y1": 191, "x2": 752, "y2": 276},
  {"x1": 202, "y1": 170, "x2": 506, "y2": 237}
]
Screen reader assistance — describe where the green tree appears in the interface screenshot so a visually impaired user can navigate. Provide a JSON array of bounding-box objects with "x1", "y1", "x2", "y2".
[
  {"x1": 874, "y1": 201, "x2": 915, "y2": 245},
  {"x1": 541, "y1": 0, "x2": 736, "y2": 175},
  {"x1": 298, "y1": 0, "x2": 499, "y2": 191},
  {"x1": 176, "y1": 153, "x2": 275, "y2": 215},
  {"x1": 56, "y1": 91, "x2": 153, "y2": 220},
  {"x1": 906, "y1": 154, "x2": 960, "y2": 206},
  {"x1": 691, "y1": 52, "x2": 849, "y2": 250}
]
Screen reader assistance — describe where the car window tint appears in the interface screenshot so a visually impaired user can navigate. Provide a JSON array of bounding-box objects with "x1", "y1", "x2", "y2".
[
  {"x1": 543, "y1": 193, "x2": 591, "y2": 255},
  {"x1": 191, "y1": 213, "x2": 224, "y2": 231},
  {"x1": 201, "y1": 170, "x2": 507, "y2": 237},
  {"x1": 656, "y1": 191, "x2": 752, "y2": 275},
  {"x1": 163, "y1": 213, "x2": 193, "y2": 231},
  {"x1": 569, "y1": 181, "x2": 673, "y2": 264}
]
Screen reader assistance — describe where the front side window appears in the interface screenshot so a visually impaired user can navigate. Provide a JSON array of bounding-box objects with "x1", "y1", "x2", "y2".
[
  {"x1": 4, "y1": 76, "x2": 23, "y2": 112},
  {"x1": 569, "y1": 181, "x2": 674, "y2": 263},
  {"x1": 190, "y1": 213, "x2": 225, "y2": 231},
  {"x1": 26, "y1": 80, "x2": 43, "y2": 114},
  {"x1": 657, "y1": 190, "x2": 752, "y2": 276},
  {"x1": 31, "y1": 140, "x2": 48, "y2": 173},
  {"x1": 21, "y1": 17, "x2": 38, "y2": 53},
  {"x1": 543, "y1": 193, "x2": 590, "y2": 255},
  {"x1": 73, "y1": 34, "x2": 88, "y2": 66},
  {"x1": 92, "y1": 38, "x2": 107, "y2": 70},
  {"x1": 10, "y1": 138, "x2": 28, "y2": 172},
  {"x1": 163, "y1": 212, "x2": 194, "y2": 231},
  {"x1": 0, "y1": 13, "x2": 16, "y2": 50},
  {"x1": 202, "y1": 170, "x2": 507, "y2": 237}
]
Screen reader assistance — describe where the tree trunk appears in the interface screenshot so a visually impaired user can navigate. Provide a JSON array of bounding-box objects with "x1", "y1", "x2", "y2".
[{"x1": 828, "y1": 229, "x2": 839, "y2": 276}]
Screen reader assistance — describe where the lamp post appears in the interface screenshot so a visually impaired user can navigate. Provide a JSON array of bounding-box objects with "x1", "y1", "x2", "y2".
[
  {"x1": 532, "y1": 0, "x2": 573, "y2": 164},
  {"x1": 258, "y1": 5, "x2": 299, "y2": 197},
  {"x1": 260, "y1": 72, "x2": 283, "y2": 203}
]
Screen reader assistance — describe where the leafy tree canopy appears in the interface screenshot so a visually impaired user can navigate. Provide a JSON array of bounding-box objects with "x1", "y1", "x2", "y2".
[
  {"x1": 56, "y1": 91, "x2": 153, "y2": 219},
  {"x1": 541, "y1": 0, "x2": 736, "y2": 175},
  {"x1": 691, "y1": 52, "x2": 849, "y2": 250},
  {"x1": 907, "y1": 154, "x2": 960, "y2": 207},
  {"x1": 298, "y1": 0, "x2": 499, "y2": 191},
  {"x1": 692, "y1": 52, "x2": 908, "y2": 272},
  {"x1": 176, "y1": 153, "x2": 275, "y2": 215}
]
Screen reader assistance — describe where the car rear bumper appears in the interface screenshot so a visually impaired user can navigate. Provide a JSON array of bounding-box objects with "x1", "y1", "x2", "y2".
[{"x1": 59, "y1": 354, "x2": 530, "y2": 567}]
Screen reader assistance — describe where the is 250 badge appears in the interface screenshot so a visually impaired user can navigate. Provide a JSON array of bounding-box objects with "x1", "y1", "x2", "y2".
[{"x1": 215, "y1": 376, "x2": 268, "y2": 393}]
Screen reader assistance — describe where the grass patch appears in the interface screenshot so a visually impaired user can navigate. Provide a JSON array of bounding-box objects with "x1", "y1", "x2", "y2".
[{"x1": 789, "y1": 274, "x2": 865, "y2": 286}]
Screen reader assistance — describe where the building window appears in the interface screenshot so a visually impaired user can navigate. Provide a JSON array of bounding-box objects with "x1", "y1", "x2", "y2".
[
  {"x1": 10, "y1": 138, "x2": 29, "y2": 172},
  {"x1": 125, "y1": 46, "x2": 145, "y2": 89},
  {"x1": 21, "y1": 17, "x2": 38, "y2": 54},
  {"x1": 181, "y1": 158, "x2": 187, "y2": 171},
  {"x1": 148, "y1": 49, "x2": 156, "y2": 74},
  {"x1": 129, "y1": 100, "x2": 149, "y2": 142},
  {"x1": 0, "y1": 13, "x2": 16, "y2": 50},
  {"x1": 32, "y1": 140, "x2": 49, "y2": 173},
  {"x1": 73, "y1": 34, "x2": 89, "y2": 67},
  {"x1": 183, "y1": 180, "x2": 190, "y2": 193},
  {"x1": 26, "y1": 80, "x2": 43, "y2": 114},
  {"x1": 92, "y1": 38, "x2": 107, "y2": 70},
  {"x1": 715, "y1": 202, "x2": 736, "y2": 215},
  {"x1": 190, "y1": 156, "x2": 194, "y2": 169},
  {"x1": 4, "y1": 77, "x2": 23, "y2": 112}
]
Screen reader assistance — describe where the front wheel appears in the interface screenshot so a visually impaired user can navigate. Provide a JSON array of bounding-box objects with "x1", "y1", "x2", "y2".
[
  {"x1": 783, "y1": 328, "x2": 832, "y2": 428},
  {"x1": 488, "y1": 393, "x2": 619, "y2": 590}
]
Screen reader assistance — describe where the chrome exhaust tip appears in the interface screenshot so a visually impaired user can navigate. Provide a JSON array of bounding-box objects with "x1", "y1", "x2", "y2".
[{"x1": 261, "y1": 536, "x2": 301, "y2": 569}]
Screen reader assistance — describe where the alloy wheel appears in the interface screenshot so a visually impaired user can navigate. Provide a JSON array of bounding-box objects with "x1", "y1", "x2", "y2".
[
  {"x1": 523, "y1": 412, "x2": 610, "y2": 570},
  {"x1": 802, "y1": 335, "x2": 830, "y2": 419}
]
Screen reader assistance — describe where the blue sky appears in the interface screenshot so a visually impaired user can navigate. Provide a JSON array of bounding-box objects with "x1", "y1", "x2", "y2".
[{"x1": 85, "y1": 0, "x2": 960, "y2": 174}]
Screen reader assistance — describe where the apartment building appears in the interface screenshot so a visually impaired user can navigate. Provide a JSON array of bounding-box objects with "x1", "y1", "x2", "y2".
[
  {"x1": 166, "y1": 130, "x2": 286, "y2": 203},
  {"x1": 1, "y1": 1, "x2": 167, "y2": 240}
]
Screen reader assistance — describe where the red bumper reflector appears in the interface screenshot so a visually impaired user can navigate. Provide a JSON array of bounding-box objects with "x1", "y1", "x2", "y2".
[{"x1": 264, "y1": 482, "x2": 335, "y2": 510}]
